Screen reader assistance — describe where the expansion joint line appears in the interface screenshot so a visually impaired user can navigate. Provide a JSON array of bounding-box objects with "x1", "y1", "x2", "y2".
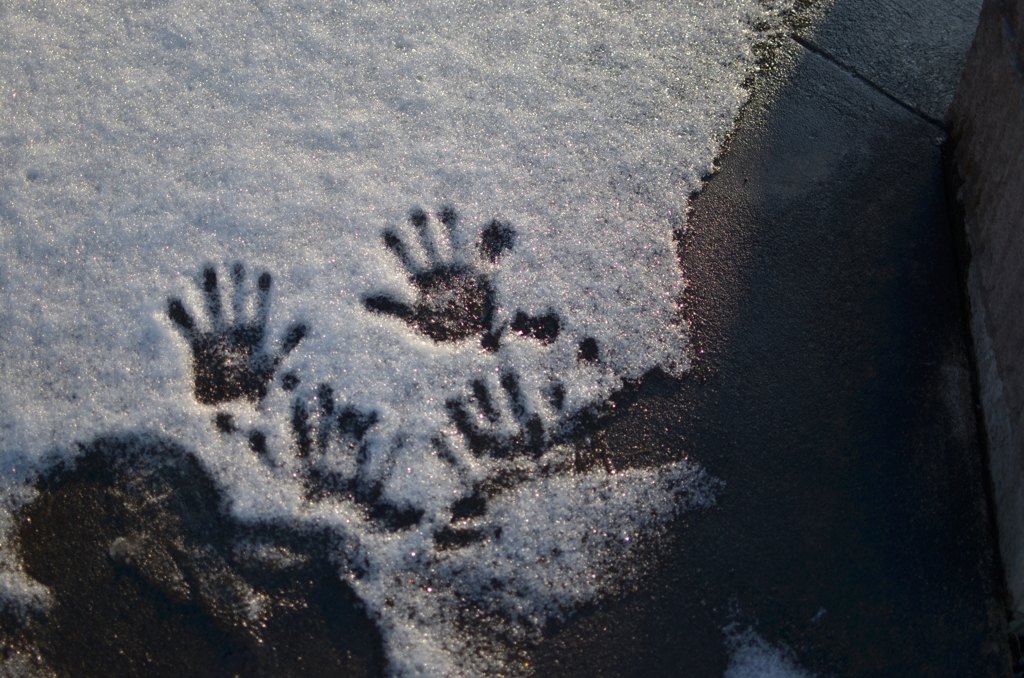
[{"x1": 791, "y1": 34, "x2": 946, "y2": 128}]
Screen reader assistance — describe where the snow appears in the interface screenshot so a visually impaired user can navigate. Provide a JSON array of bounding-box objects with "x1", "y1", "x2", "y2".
[
  {"x1": 0, "y1": 0, "x2": 789, "y2": 674},
  {"x1": 724, "y1": 625, "x2": 817, "y2": 678}
]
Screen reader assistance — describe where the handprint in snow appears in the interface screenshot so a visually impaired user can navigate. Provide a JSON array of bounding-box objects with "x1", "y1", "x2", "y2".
[
  {"x1": 238, "y1": 377, "x2": 421, "y2": 531},
  {"x1": 362, "y1": 206, "x2": 529, "y2": 350},
  {"x1": 209, "y1": 364, "x2": 397, "y2": 523},
  {"x1": 446, "y1": 337, "x2": 604, "y2": 462},
  {"x1": 286, "y1": 381, "x2": 380, "y2": 501},
  {"x1": 447, "y1": 371, "x2": 551, "y2": 458},
  {"x1": 167, "y1": 263, "x2": 308, "y2": 405}
]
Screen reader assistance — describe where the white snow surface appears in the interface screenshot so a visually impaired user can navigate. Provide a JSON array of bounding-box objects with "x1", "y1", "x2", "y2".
[
  {"x1": 0, "y1": 0, "x2": 787, "y2": 674},
  {"x1": 724, "y1": 625, "x2": 817, "y2": 678}
]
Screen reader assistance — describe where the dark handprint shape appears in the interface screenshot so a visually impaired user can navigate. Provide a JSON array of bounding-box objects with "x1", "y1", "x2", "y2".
[
  {"x1": 284, "y1": 380, "x2": 384, "y2": 499},
  {"x1": 167, "y1": 263, "x2": 308, "y2": 405},
  {"x1": 213, "y1": 372, "x2": 397, "y2": 524},
  {"x1": 363, "y1": 206, "x2": 517, "y2": 349},
  {"x1": 447, "y1": 371, "x2": 551, "y2": 458},
  {"x1": 289, "y1": 382, "x2": 378, "y2": 461},
  {"x1": 286, "y1": 382, "x2": 426, "y2": 530},
  {"x1": 447, "y1": 334, "x2": 604, "y2": 464}
]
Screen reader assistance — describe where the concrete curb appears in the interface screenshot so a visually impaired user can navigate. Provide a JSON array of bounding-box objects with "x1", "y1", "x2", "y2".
[{"x1": 948, "y1": 0, "x2": 1024, "y2": 610}]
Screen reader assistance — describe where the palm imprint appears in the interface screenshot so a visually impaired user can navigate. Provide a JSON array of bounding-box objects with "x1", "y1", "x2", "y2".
[
  {"x1": 447, "y1": 371, "x2": 552, "y2": 458},
  {"x1": 363, "y1": 206, "x2": 516, "y2": 349},
  {"x1": 287, "y1": 380, "x2": 380, "y2": 502},
  {"x1": 167, "y1": 263, "x2": 308, "y2": 405}
]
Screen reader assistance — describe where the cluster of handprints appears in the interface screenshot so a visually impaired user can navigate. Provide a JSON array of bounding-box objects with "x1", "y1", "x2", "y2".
[
  {"x1": 5, "y1": 206, "x2": 697, "y2": 678},
  {"x1": 167, "y1": 205, "x2": 608, "y2": 539}
]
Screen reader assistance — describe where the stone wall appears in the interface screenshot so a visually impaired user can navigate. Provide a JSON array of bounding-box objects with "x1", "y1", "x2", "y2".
[{"x1": 947, "y1": 0, "x2": 1024, "y2": 608}]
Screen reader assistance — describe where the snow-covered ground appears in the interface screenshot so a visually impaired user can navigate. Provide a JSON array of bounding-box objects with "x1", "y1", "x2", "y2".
[{"x1": 0, "y1": 0, "x2": 789, "y2": 674}]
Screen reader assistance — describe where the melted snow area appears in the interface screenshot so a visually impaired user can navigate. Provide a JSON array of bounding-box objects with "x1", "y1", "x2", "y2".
[{"x1": 0, "y1": 0, "x2": 786, "y2": 674}]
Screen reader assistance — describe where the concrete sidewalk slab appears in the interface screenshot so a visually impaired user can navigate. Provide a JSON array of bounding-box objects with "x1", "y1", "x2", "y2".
[{"x1": 795, "y1": 0, "x2": 983, "y2": 122}]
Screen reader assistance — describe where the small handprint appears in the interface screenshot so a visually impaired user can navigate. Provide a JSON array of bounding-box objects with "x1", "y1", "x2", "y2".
[
  {"x1": 210, "y1": 372, "x2": 390, "y2": 514},
  {"x1": 363, "y1": 206, "x2": 516, "y2": 349},
  {"x1": 286, "y1": 381, "x2": 380, "y2": 502},
  {"x1": 447, "y1": 369, "x2": 555, "y2": 458},
  {"x1": 288, "y1": 382, "x2": 427, "y2": 530},
  {"x1": 446, "y1": 335, "x2": 603, "y2": 463},
  {"x1": 167, "y1": 263, "x2": 308, "y2": 405},
  {"x1": 289, "y1": 382, "x2": 378, "y2": 459}
]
